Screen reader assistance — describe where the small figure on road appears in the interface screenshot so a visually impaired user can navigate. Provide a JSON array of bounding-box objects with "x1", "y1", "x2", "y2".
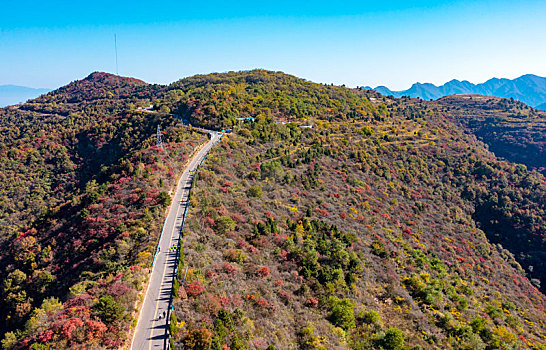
[{"x1": 163, "y1": 311, "x2": 166, "y2": 319}]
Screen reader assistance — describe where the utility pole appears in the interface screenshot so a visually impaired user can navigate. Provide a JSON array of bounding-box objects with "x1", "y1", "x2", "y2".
[{"x1": 157, "y1": 125, "x2": 163, "y2": 150}]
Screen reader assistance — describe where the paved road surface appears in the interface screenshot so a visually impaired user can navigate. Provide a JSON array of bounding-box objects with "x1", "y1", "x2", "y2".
[{"x1": 131, "y1": 131, "x2": 223, "y2": 350}]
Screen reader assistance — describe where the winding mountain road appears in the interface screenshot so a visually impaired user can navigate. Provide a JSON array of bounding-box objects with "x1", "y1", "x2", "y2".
[{"x1": 130, "y1": 130, "x2": 223, "y2": 350}]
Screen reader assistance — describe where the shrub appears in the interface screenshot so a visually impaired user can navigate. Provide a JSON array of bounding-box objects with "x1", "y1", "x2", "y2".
[
  {"x1": 358, "y1": 310, "x2": 381, "y2": 326},
  {"x1": 380, "y1": 327, "x2": 405, "y2": 350},
  {"x1": 361, "y1": 125, "x2": 375, "y2": 136},
  {"x1": 32, "y1": 343, "x2": 52, "y2": 350},
  {"x1": 170, "y1": 312, "x2": 178, "y2": 336},
  {"x1": 173, "y1": 279, "x2": 180, "y2": 298},
  {"x1": 183, "y1": 327, "x2": 213, "y2": 349},
  {"x1": 261, "y1": 160, "x2": 285, "y2": 180},
  {"x1": 256, "y1": 266, "x2": 270, "y2": 278},
  {"x1": 224, "y1": 249, "x2": 247, "y2": 263},
  {"x1": 247, "y1": 185, "x2": 263, "y2": 198},
  {"x1": 222, "y1": 262, "x2": 236, "y2": 274},
  {"x1": 298, "y1": 324, "x2": 327, "y2": 350},
  {"x1": 485, "y1": 304, "x2": 502, "y2": 320},
  {"x1": 216, "y1": 216, "x2": 236, "y2": 234},
  {"x1": 185, "y1": 281, "x2": 205, "y2": 297},
  {"x1": 470, "y1": 317, "x2": 487, "y2": 333},
  {"x1": 1, "y1": 332, "x2": 17, "y2": 349},
  {"x1": 85, "y1": 319, "x2": 107, "y2": 341},
  {"x1": 371, "y1": 240, "x2": 388, "y2": 258},
  {"x1": 329, "y1": 297, "x2": 355, "y2": 330},
  {"x1": 158, "y1": 191, "x2": 171, "y2": 206},
  {"x1": 306, "y1": 297, "x2": 319, "y2": 308},
  {"x1": 93, "y1": 295, "x2": 123, "y2": 324}
]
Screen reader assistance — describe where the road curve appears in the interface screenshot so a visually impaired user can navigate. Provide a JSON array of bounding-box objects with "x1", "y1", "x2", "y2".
[{"x1": 130, "y1": 131, "x2": 223, "y2": 350}]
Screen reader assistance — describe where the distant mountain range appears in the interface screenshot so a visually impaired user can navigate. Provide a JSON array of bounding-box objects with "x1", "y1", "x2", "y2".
[
  {"x1": 364, "y1": 74, "x2": 546, "y2": 110},
  {"x1": 0, "y1": 85, "x2": 51, "y2": 108}
]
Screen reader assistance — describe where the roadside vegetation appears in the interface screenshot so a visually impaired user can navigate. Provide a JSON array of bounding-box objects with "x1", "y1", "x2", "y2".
[{"x1": 0, "y1": 73, "x2": 207, "y2": 348}]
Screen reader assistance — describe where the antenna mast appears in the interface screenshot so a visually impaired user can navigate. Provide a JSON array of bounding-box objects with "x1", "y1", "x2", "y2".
[
  {"x1": 156, "y1": 125, "x2": 163, "y2": 150},
  {"x1": 114, "y1": 34, "x2": 119, "y2": 75}
]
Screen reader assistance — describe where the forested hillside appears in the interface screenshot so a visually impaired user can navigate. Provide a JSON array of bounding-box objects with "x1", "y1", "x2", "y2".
[
  {"x1": 1, "y1": 70, "x2": 545, "y2": 349},
  {"x1": 362, "y1": 93, "x2": 546, "y2": 292},
  {"x1": 157, "y1": 71, "x2": 545, "y2": 349},
  {"x1": 0, "y1": 73, "x2": 208, "y2": 348},
  {"x1": 436, "y1": 95, "x2": 546, "y2": 175}
]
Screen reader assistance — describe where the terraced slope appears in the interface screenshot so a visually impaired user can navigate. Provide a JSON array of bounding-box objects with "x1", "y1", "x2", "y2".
[{"x1": 436, "y1": 94, "x2": 546, "y2": 174}]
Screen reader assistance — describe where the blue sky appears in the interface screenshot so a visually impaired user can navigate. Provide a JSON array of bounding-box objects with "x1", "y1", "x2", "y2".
[{"x1": 1, "y1": 0, "x2": 546, "y2": 90}]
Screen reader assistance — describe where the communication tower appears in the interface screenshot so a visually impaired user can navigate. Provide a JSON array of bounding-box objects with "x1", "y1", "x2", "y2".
[{"x1": 114, "y1": 34, "x2": 119, "y2": 75}]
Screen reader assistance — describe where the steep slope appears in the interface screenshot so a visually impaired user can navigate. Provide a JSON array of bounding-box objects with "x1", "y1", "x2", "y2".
[
  {"x1": 367, "y1": 74, "x2": 546, "y2": 108},
  {"x1": 373, "y1": 94, "x2": 546, "y2": 296},
  {"x1": 436, "y1": 95, "x2": 546, "y2": 175},
  {"x1": 0, "y1": 73, "x2": 208, "y2": 349},
  {"x1": 153, "y1": 71, "x2": 546, "y2": 349}
]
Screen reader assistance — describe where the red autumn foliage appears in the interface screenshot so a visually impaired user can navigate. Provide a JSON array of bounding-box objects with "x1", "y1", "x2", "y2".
[
  {"x1": 85, "y1": 319, "x2": 107, "y2": 341},
  {"x1": 61, "y1": 317, "x2": 84, "y2": 339},
  {"x1": 256, "y1": 266, "x2": 270, "y2": 278},
  {"x1": 315, "y1": 208, "x2": 330, "y2": 217},
  {"x1": 222, "y1": 262, "x2": 236, "y2": 274},
  {"x1": 204, "y1": 216, "x2": 215, "y2": 227},
  {"x1": 38, "y1": 330, "x2": 54, "y2": 343},
  {"x1": 279, "y1": 290, "x2": 291, "y2": 301},
  {"x1": 230, "y1": 213, "x2": 246, "y2": 223},
  {"x1": 306, "y1": 297, "x2": 319, "y2": 308},
  {"x1": 185, "y1": 281, "x2": 205, "y2": 297},
  {"x1": 257, "y1": 299, "x2": 269, "y2": 308}
]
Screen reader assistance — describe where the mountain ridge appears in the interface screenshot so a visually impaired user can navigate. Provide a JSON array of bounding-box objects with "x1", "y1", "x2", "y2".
[{"x1": 365, "y1": 74, "x2": 546, "y2": 109}]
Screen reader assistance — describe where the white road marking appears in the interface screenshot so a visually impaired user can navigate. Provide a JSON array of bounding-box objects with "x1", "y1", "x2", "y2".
[{"x1": 131, "y1": 132, "x2": 222, "y2": 350}]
